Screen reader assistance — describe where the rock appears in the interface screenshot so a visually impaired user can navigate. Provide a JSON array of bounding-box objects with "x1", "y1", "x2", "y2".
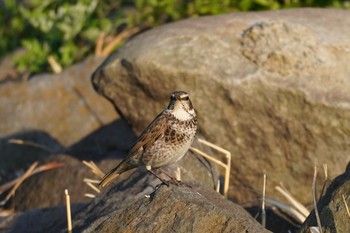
[
  {"x1": 300, "y1": 162, "x2": 350, "y2": 233},
  {"x1": 63, "y1": 174, "x2": 270, "y2": 233},
  {"x1": 246, "y1": 206, "x2": 299, "y2": 233},
  {"x1": 0, "y1": 56, "x2": 118, "y2": 148},
  {"x1": 0, "y1": 56, "x2": 119, "y2": 195},
  {"x1": 1, "y1": 204, "x2": 85, "y2": 233},
  {"x1": 9, "y1": 149, "x2": 125, "y2": 212},
  {"x1": 12, "y1": 154, "x2": 99, "y2": 211},
  {"x1": 91, "y1": 8, "x2": 350, "y2": 204},
  {"x1": 0, "y1": 130, "x2": 63, "y2": 182}
]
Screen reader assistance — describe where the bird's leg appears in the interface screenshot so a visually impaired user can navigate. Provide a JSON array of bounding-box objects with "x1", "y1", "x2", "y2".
[
  {"x1": 158, "y1": 167, "x2": 189, "y2": 187},
  {"x1": 146, "y1": 166, "x2": 169, "y2": 186},
  {"x1": 158, "y1": 167, "x2": 179, "y2": 181}
]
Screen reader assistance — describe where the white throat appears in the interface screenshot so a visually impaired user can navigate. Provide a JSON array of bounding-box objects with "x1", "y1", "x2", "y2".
[{"x1": 171, "y1": 108, "x2": 195, "y2": 121}]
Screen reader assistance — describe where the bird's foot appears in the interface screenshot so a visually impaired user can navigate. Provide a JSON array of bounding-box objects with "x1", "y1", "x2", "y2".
[
  {"x1": 154, "y1": 179, "x2": 191, "y2": 190},
  {"x1": 167, "y1": 179, "x2": 192, "y2": 188},
  {"x1": 155, "y1": 181, "x2": 169, "y2": 190}
]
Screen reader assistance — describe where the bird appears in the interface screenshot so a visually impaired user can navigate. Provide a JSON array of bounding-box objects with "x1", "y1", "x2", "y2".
[{"x1": 99, "y1": 91, "x2": 197, "y2": 188}]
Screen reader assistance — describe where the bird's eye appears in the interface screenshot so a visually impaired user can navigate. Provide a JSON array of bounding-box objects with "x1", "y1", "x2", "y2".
[{"x1": 183, "y1": 96, "x2": 189, "y2": 101}]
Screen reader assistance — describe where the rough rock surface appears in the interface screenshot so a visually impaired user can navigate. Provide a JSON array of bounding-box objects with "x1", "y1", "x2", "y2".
[
  {"x1": 92, "y1": 8, "x2": 350, "y2": 204},
  {"x1": 0, "y1": 56, "x2": 118, "y2": 147},
  {"x1": 65, "y1": 175, "x2": 270, "y2": 233},
  {"x1": 300, "y1": 162, "x2": 350, "y2": 233}
]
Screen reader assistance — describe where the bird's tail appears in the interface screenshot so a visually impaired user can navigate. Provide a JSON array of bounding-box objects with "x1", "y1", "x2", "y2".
[
  {"x1": 99, "y1": 169, "x2": 120, "y2": 188},
  {"x1": 99, "y1": 160, "x2": 136, "y2": 188}
]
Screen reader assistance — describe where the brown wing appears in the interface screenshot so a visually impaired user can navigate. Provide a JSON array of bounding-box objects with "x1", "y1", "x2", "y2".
[
  {"x1": 128, "y1": 111, "x2": 168, "y2": 156},
  {"x1": 99, "y1": 111, "x2": 168, "y2": 188}
]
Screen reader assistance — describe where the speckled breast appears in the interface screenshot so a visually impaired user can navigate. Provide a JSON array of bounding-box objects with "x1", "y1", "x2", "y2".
[{"x1": 142, "y1": 115, "x2": 197, "y2": 168}]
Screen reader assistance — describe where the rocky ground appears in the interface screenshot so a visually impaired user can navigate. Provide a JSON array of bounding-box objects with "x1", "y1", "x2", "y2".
[{"x1": 1, "y1": 8, "x2": 350, "y2": 233}]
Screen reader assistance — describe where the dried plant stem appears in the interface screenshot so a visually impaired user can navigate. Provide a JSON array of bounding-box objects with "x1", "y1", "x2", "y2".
[
  {"x1": 175, "y1": 167, "x2": 181, "y2": 181},
  {"x1": 84, "y1": 180, "x2": 100, "y2": 194},
  {"x1": 216, "y1": 180, "x2": 220, "y2": 193},
  {"x1": 0, "y1": 162, "x2": 64, "y2": 195},
  {"x1": 48, "y1": 55, "x2": 62, "y2": 73},
  {"x1": 342, "y1": 194, "x2": 350, "y2": 219},
  {"x1": 82, "y1": 161, "x2": 105, "y2": 178},
  {"x1": 83, "y1": 178, "x2": 100, "y2": 184},
  {"x1": 312, "y1": 165, "x2": 323, "y2": 233},
  {"x1": 7, "y1": 139, "x2": 54, "y2": 153},
  {"x1": 84, "y1": 193, "x2": 96, "y2": 199},
  {"x1": 95, "y1": 32, "x2": 105, "y2": 56},
  {"x1": 264, "y1": 198, "x2": 306, "y2": 223},
  {"x1": 319, "y1": 163, "x2": 328, "y2": 201},
  {"x1": 100, "y1": 27, "x2": 141, "y2": 57},
  {"x1": 262, "y1": 173, "x2": 266, "y2": 228},
  {"x1": 0, "y1": 162, "x2": 38, "y2": 206},
  {"x1": 65, "y1": 189, "x2": 72, "y2": 233},
  {"x1": 190, "y1": 138, "x2": 231, "y2": 197},
  {"x1": 275, "y1": 185, "x2": 310, "y2": 218}
]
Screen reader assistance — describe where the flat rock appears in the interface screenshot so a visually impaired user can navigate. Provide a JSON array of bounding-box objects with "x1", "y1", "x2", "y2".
[{"x1": 92, "y1": 8, "x2": 350, "y2": 204}]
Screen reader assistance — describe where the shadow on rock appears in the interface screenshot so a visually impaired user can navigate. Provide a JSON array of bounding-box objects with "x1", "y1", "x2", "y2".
[
  {"x1": 2, "y1": 203, "x2": 85, "y2": 233},
  {"x1": 0, "y1": 130, "x2": 64, "y2": 183},
  {"x1": 67, "y1": 119, "x2": 137, "y2": 161}
]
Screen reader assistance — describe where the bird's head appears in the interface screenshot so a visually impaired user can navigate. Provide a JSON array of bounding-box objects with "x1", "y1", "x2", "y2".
[{"x1": 167, "y1": 91, "x2": 196, "y2": 120}]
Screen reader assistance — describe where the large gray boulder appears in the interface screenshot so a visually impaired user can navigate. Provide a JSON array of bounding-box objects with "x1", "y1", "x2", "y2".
[{"x1": 92, "y1": 8, "x2": 350, "y2": 204}]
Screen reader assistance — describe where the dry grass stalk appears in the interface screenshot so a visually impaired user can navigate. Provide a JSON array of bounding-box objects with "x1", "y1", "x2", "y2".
[
  {"x1": 262, "y1": 173, "x2": 266, "y2": 228},
  {"x1": 216, "y1": 180, "x2": 220, "y2": 193},
  {"x1": 310, "y1": 226, "x2": 321, "y2": 233},
  {"x1": 82, "y1": 161, "x2": 105, "y2": 178},
  {"x1": 175, "y1": 167, "x2": 181, "y2": 181},
  {"x1": 190, "y1": 138, "x2": 231, "y2": 197},
  {"x1": 7, "y1": 139, "x2": 54, "y2": 153},
  {"x1": 83, "y1": 179, "x2": 100, "y2": 194},
  {"x1": 322, "y1": 164, "x2": 328, "y2": 180},
  {"x1": 84, "y1": 193, "x2": 96, "y2": 198},
  {"x1": 83, "y1": 178, "x2": 100, "y2": 184},
  {"x1": 275, "y1": 185, "x2": 310, "y2": 219},
  {"x1": 0, "y1": 162, "x2": 38, "y2": 206},
  {"x1": 47, "y1": 55, "x2": 63, "y2": 73},
  {"x1": 342, "y1": 194, "x2": 350, "y2": 219},
  {"x1": 82, "y1": 162, "x2": 104, "y2": 198},
  {"x1": 264, "y1": 198, "x2": 306, "y2": 223},
  {"x1": 0, "y1": 162, "x2": 64, "y2": 195},
  {"x1": 95, "y1": 27, "x2": 142, "y2": 57},
  {"x1": 312, "y1": 165, "x2": 323, "y2": 233},
  {"x1": 319, "y1": 163, "x2": 329, "y2": 201},
  {"x1": 95, "y1": 32, "x2": 105, "y2": 57},
  {"x1": 65, "y1": 189, "x2": 72, "y2": 233}
]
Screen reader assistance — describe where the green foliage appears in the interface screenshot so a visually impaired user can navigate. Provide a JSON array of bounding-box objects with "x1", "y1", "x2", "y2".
[{"x1": 0, "y1": 0, "x2": 349, "y2": 73}]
